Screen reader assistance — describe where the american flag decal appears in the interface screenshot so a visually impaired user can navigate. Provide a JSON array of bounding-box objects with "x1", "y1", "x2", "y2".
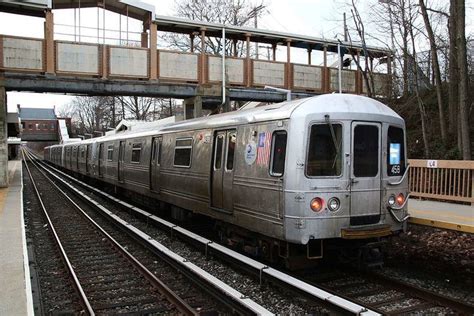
[{"x1": 257, "y1": 132, "x2": 272, "y2": 165}]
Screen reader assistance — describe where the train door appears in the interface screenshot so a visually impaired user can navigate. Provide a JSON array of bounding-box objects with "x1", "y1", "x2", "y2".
[
  {"x1": 150, "y1": 136, "x2": 162, "y2": 192},
  {"x1": 118, "y1": 141, "x2": 125, "y2": 182},
  {"x1": 350, "y1": 122, "x2": 382, "y2": 224},
  {"x1": 211, "y1": 130, "x2": 236, "y2": 213},
  {"x1": 98, "y1": 143, "x2": 103, "y2": 177}
]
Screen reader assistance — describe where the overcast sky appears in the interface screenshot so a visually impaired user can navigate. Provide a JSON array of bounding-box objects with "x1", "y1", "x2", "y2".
[{"x1": 0, "y1": 0, "x2": 472, "y2": 113}]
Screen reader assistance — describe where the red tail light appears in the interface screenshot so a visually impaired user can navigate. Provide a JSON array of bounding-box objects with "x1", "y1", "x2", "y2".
[
  {"x1": 396, "y1": 193, "x2": 405, "y2": 206},
  {"x1": 310, "y1": 197, "x2": 324, "y2": 212}
]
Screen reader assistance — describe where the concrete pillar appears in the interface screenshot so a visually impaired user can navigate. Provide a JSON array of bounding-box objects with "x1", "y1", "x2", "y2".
[
  {"x1": 184, "y1": 96, "x2": 203, "y2": 119},
  {"x1": 44, "y1": 9, "x2": 55, "y2": 74},
  {"x1": 149, "y1": 22, "x2": 157, "y2": 80},
  {"x1": 0, "y1": 79, "x2": 7, "y2": 188}
]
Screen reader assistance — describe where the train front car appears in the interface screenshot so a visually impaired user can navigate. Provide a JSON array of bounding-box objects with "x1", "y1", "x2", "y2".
[{"x1": 284, "y1": 94, "x2": 408, "y2": 265}]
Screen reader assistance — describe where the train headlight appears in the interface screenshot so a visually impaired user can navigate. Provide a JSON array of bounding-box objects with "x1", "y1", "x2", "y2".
[
  {"x1": 396, "y1": 193, "x2": 405, "y2": 206},
  {"x1": 388, "y1": 195, "x2": 396, "y2": 206},
  {"x1": 327, "y1": 198, "x2": 340, "y2": 212},
  {"x1": 310, "y1": 197, "x2": 324, "y2": 213}
]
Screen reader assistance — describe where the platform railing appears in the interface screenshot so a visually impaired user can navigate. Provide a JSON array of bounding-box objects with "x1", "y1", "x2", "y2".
[{"x1": 408, "y1": 159, "x2": 474, "y2": 205}]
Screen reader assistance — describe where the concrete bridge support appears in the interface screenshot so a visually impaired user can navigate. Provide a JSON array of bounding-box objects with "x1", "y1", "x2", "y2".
[
  {"x1": 0, "y1": 77, "x2": 8, "y2": 187},
  {"x1": 184, "y1": 96, "x2": 229, "y2": 119}
]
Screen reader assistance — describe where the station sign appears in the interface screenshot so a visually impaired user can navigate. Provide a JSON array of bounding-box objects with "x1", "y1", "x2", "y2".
[{"x1": 427, "y1": 160, "x2": 438, "y2": 168}]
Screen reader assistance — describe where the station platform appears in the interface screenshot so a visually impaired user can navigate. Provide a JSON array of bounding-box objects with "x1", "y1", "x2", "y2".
[
  {"x1": 0, "y1": 160, "x2": 33, "y2": 315},
  {"x1": 408, "y1": 198, "x2": 474, "y2": 233}
]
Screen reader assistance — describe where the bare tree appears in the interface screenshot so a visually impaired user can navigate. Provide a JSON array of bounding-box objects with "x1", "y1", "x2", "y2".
[
  {"x1": 419, "y1": 0, "x2": 447, "y2": 144},
  {"x1": 68, "y1": 96, "x2": 112, "y2": 135},
  {"x1": 116, "y1": 96, "x2": 157, "y2": 121},
  {"x1": 347, "y1": 0, "x2": 375, "y2": 97},
  {"x1": 407, "y1": 0, "x2": 430, "y2": 157},
  {"x1": 448, "y1": 0, "x2": 459, "y2": 142},
  {"x1": 164, "y1": 0, "x2": 266, "y2": 56},
  {"x1": 455, "y1": 0, "x2": 471, "y2": 159}
]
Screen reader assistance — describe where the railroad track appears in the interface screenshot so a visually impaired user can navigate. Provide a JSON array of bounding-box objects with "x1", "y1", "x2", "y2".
[
  {"x1": 23, "y1": 152, "x2": 198, "y2": 315},
  {"x1": 27, "y1": 149, "x2": 474, "y2": 315},
  {"x1": 23, "y1": 150, "x2": 273, "y2": 315},
  {"x1": 303, "y1": 268, "x2": 474, "y2": 315}
]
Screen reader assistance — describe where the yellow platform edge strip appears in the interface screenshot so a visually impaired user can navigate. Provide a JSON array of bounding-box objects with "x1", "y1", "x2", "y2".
[{"x1": 409, "y1": 217, "x2": 474, "y2": 234}]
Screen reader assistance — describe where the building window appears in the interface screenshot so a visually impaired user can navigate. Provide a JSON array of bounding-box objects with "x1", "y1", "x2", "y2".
[
  {"x1": 131, "y1": 143, "x2": 141, "y2": 163},
  {"x1": 107, "y1": 145, "x2": 114, "y2": 161},
  {"x1": 226, "y1": 132, "x2": 236, "y2": 171},
  {"x1": 28, "y1": 124, "x2": 32, "y2": 130},
  {"x1": 306, "y1": 124, "x2": 343, "y2": 177},
  {"x1": 35, "y1": 123, "x2": 39, "y2": 130},
  {"x1": 173, "y1": 138, "x2": 192, "y2": 167},
  {"x1": 51, "y1": 123, "x2": 55, "y2": 130},
  {"x1": 270, "y1": 131, "x2": 287, "y2": 176}
]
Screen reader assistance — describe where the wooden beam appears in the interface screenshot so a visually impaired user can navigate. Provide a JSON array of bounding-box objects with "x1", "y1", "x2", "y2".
[
  {"x1": 149, "y1": 22, "x2": 157, "y2": 80},
  {"x1": 44, "y1": 9, "x2": 55, "y2": 74}
]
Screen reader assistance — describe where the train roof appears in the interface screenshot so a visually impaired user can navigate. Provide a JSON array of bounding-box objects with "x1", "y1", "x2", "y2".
[{"x1": 54, "y1": 94, "x2": 402, "y2": 147}]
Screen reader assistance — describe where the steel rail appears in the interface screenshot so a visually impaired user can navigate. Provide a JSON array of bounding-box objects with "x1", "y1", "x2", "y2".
[
  {"x1": 21, "y1": 150, "x2": 95, "y2": 316},
  {"x1": 25, "y1": 149, "x2": 273, "y2": 316},
  {"x1": 23, "y1": 150, "x2": 198, "y2": 316},
  {"x1": 31, "y1": 150, "x2": 384, "y2": 316}
]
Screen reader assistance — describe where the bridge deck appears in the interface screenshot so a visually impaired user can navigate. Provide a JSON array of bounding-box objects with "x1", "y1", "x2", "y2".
[
  {"x1": 408, "y1": 199, "x2": 474, "y2": 233},
  {"x1": 0, "y1": 160, "x2": 33, "y2": 316}
]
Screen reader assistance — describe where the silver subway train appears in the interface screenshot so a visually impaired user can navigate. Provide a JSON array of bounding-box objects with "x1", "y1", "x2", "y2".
[{"x1": 45, "y1": 94, "x2": 409, "y2": 263}]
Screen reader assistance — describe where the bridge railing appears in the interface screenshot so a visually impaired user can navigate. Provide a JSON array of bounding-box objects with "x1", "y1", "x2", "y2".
[
  {"x1": 408, "y1": 159, "x2": 474, "y2": 205},
  {"x1": 0, "y1": 34, "x2": 389, "y2": 96}
]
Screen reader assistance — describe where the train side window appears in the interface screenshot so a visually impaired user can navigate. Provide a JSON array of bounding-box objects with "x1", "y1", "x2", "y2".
[
  {"x1": 306, "y1": 124, "x2": 342, "y2": 177},
  {"x1": 131, "y1": 143, "x2": 142, "y2": 163},
  {"x1": 214, "y1": 135, "x2": 224, "y2": 170},
  {"x1": 270, "y1": 131, "x2": 287, "y2": 176},
  {"x1": 174, "y1": 138, "x2": 192, "y2": 167},
  {"x1": 225, "y1": 132, "x2": 236, "y2": 171},
  {"x1": 107, "y1": 145, "x2": 114, "y2": 161},
  {"x1": 387, "y1": 126, "x2": 405, "y2": 176}
]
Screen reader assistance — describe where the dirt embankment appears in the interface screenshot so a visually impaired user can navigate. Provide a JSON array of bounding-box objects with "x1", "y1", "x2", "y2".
[{"x1": 386, "y1": 224, "x2": 473, "y2": 283}]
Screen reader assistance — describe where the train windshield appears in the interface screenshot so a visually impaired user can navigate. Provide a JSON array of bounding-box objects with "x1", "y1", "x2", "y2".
[
  {"x1": 306, "y1": 124, "x2": 342, "y2": 177},
  {"x1": 387, "y1": 126, "x2": 406, "y2": 176}
]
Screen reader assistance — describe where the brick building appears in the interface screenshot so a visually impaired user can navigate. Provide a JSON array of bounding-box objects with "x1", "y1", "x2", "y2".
[{"x1": 19, "y1": 106, "x2": 58, "y2": 141}]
